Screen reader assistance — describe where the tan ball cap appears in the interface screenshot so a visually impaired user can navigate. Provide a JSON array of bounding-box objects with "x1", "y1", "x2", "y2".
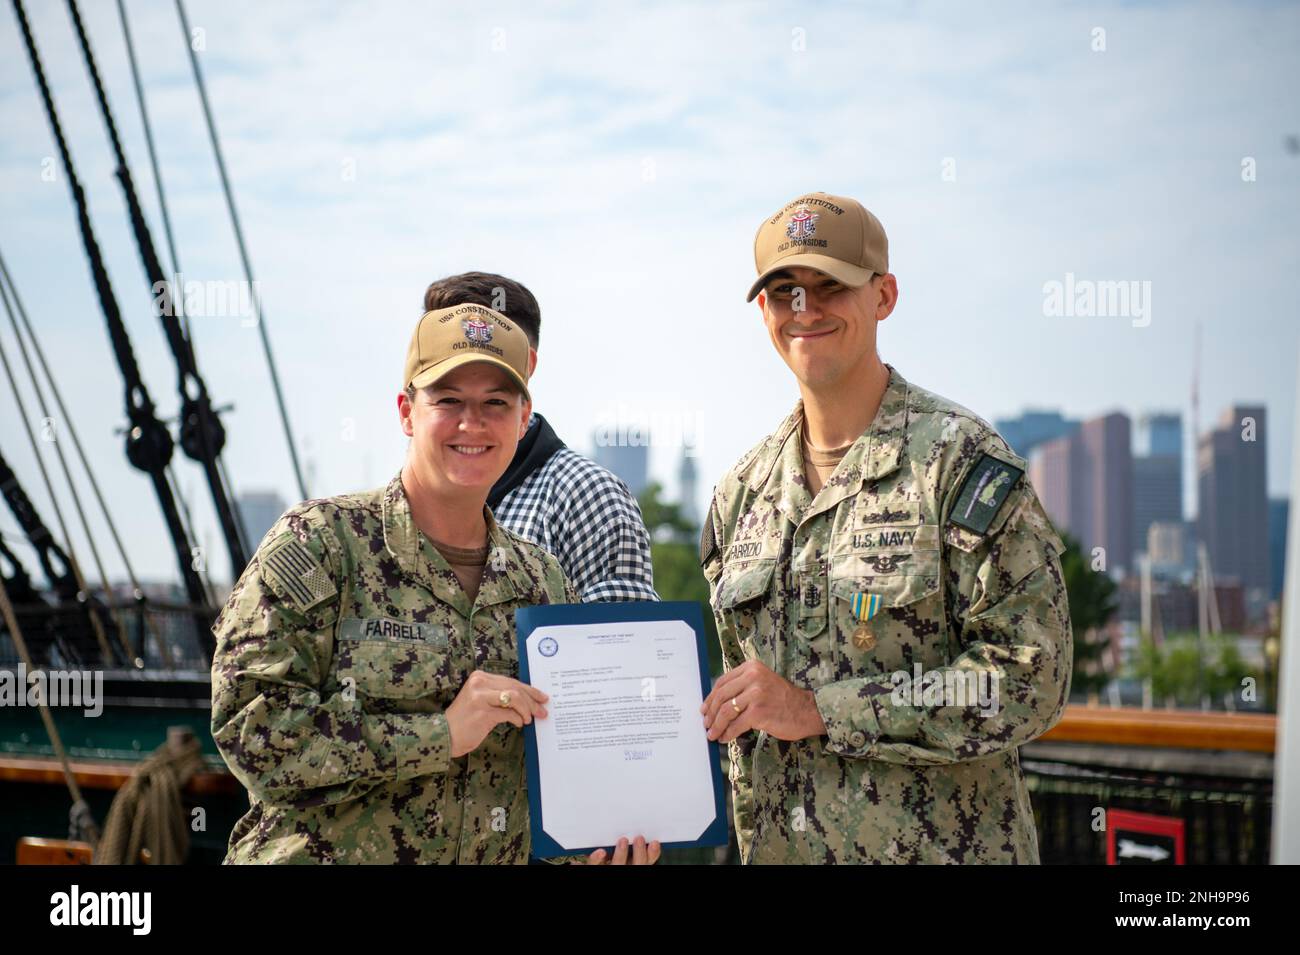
[
  {"x1": 746, "y1": 191, "x2": 889, "y2": 302},
  {"x1": 403, "y1": 304, "x2": 531, "y2": 400}
]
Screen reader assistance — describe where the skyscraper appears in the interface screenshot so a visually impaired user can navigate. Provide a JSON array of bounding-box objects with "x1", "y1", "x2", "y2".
[
  {"x1": 678, "y1": 449, "x2": 698, "y2": 527},
  {"x1": 1132, "y1": 412, "x2": 1183, "y2": 561},
  {"x1": 1134, "y1": 456, "x2": 1181, "y2": 551},
  {"x1": 1198, "y1": 405, "x2": 1269, "y2": 593},
  {"x1": 1136, "y1": 412, "x2": 1183, "y2": 458},
  {"x1": 1029, "y1": 411, "x2": 1132, "y2": 574},
  {"x1": 1029, "y1": 432, "x2": 1083, "y2": 541},
  {"x1": 237, "y1": 490, "x2": 289, "y2": 553},
  {"x1": 994, "y1": 410, "x2": 1077, "y2": 458},
  {"x1": 1080, "y1": 413, "x2": 1133, "y2": 575}
]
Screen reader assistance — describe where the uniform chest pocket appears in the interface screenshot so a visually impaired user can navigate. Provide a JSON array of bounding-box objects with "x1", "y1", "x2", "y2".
[
  {"x1": 713, "y1": 559, "x2": 777, "y2": 666},
  {"x1": 334, "y1": 626, "x2": 456, "y2": 704},
  {"x1": 479, "y1": 655, "x2": 518, "y2": 680},
  {"x1": 713, "y1": 558, "x2": 776, "y2": 609},
  {"x1": 829, "y1": 548, "x2": 945, "y2": 677},
  {"x1": 472, "y1": 605, "x2": 521, "y2": 679}
]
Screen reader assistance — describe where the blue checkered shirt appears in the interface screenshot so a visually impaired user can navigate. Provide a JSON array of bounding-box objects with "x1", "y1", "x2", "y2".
[{"x1": 493, "y1": 418, "x2": 658, "y2": 602}]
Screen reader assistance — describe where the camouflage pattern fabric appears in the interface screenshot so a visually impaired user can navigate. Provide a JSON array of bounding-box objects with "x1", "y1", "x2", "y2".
[
  {"x1": 211, "y1": 472, "x2": 576, "y2": 863},
  {"x1": 700, "y1": 365, "x2": 1073, "y2": 864}
]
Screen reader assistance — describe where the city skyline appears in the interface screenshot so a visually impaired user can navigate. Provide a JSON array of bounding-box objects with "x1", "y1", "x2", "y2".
[{"x1": 0, "y1": 0, "x2": 1295, "y2": 587}]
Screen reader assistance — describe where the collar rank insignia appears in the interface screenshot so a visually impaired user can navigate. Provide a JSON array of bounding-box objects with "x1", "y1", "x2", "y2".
[{"x1": 850, "y1": 592, "x2": 881, "y2": 651}]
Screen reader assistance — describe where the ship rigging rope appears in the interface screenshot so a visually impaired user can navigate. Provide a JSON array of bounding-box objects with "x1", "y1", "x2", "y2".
[
  {"x1": 0, "y1": 268, "x2": 129, "y2": 660},
  {"x1": 0, "y1": 285, "x2": 120, "y2": 664},
  {"x1": 11, "y1": 0, "x2": 215, "y2": 644},
  {"x1": 175, "y1": 0, "x2": 310, "y2": 501},
  {"x1": 65, "y1": 0, "x2": 249, "y2": 579},
  {"x1": 0, "y1": 533, "x2": 41, "y2": 614},
  {"x1": 0, "y1": 575, "x2": 102, "y2": 847},
  {"x1": 115, "y1": 0, "x2": 250, "y2": 564},
  {"x1": 93, "y1": 730, "x2": 204, "y2": 865},
  {"x1": 164, "y1": 464, "x2": 218, "y2": 609},
  {"x1": 0, "y1": 450, "x2": 81, "y2": 605},
  {"x1": 114, "y1": 0, "x2": 189, "y2": 344},
  {"x1": 0, "y1": 249, "x2": 175, "y2": 668},
  {"x1": 10, "y1": 0, "x2": 153, "y2": 424}
]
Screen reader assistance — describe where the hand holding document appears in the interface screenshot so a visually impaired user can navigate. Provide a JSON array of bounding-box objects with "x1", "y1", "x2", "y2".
[{"x1": 517, "y1": 601, "x2": 727, "y2": 859}]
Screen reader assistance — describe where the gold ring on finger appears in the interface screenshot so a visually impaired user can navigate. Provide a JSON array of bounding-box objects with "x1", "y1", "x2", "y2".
[
  {"x1": 498, "y1": 690, "x2": 512, "y2": 708},
  {"x1": 731, "y1": 697, "x2": 741, "y2": 714}
]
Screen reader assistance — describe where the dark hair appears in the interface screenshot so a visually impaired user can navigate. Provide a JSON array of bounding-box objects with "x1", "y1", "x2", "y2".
[{"x1": 423, "y1": 272, "x2": 541, "y2": 348}]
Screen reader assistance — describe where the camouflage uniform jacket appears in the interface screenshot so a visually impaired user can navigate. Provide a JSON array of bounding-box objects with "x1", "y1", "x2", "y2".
[
  {"x1": 700, "y1": 365, "x2": 1072, "y2": 864},
  {"x1": 211, "y1": 472, "x2": 576, "y2": 863}
]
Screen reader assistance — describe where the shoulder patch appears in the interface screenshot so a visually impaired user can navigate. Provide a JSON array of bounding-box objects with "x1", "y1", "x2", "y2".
[
  {"x1": 699, "y1": 517, "x2": 717, "y2": 567},
  {"x1": 948, "y1": 451, "x2": 1024, "y2": 535},
  {"x1": 260, "y1": 533, "x2": 336, "y2": 612}
]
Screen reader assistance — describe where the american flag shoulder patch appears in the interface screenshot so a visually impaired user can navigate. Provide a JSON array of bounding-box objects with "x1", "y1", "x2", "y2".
[{"x1": 260, "y1": 532, "x2": 336, "y2": 612}]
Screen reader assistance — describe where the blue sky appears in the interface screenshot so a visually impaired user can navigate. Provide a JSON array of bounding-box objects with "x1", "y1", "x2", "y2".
[{"x1": 1, "y1": 0, "x2": 1297, "y2": 585}]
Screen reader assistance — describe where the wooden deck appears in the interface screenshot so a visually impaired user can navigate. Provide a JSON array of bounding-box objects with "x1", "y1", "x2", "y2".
[
  {"x1": 0, "y1": 705, "x2": 1276, "y2": 795},
  {"x1": 1040, "y1": 705, "x2": 1275, "y2": 753},
  {"x1": 0, "y1": 753, "x2": 239, "y2": 794}
]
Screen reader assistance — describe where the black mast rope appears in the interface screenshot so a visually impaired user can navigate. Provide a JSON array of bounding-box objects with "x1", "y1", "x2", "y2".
[
  {"x1": 110, "y1": 0, "x2": 215, "y2": 599},
  {"x1": 0, "y1": 526, "x2": 59, "y2": 666},
  {"x1": 0, "y1": 265, "x2": 132, "y2": 664},
  {"x1": 0, "y1": 248, "x2": 175, "y2": 668},
  {"x1": 0, "y1": 446, "x2": 111, "y2": 665},
  {"x1": 0, "y1": 529, "x2": 49, "y2": 628},
  {"x1": 176, "y1": 0, "x2": 309, "y2": 502},
  {"x1": 0, "y1": 528, "x2": 53, "y2": 669},
  {"x1": 163, "y1": 465, "x2": 216, "y2": 608},
  {"x1": 0, "y1": 525, "x2": 50, "y2": 662},
  {"x1": 0, "y1": 531, "x2": 41, "y2": 601},
  {"x1": 116, "y1": 0, "x2": 250, "y2": 565},
  {"x1": 11, "y1": 0, "x2": 214, "y2": 660},
  {"x1": 65, "y1": 0, "x2": 248, "y2": 581},
  {"x1": 114, "y1": 0, "x2": 189, "y2": 342}
]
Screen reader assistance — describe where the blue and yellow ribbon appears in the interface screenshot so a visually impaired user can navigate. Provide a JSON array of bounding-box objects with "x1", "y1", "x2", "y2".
[{"x1": 851, "y1": 592, "x2": 881, "y2": 621}]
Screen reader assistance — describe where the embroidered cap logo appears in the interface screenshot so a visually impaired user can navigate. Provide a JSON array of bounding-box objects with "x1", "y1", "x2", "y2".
[
  {"x1": 462, "y1": 317, "x2": 493, "y2": 345},
  {"x1": 786, "y1": 207, "x2": 819, "y2": 240}
]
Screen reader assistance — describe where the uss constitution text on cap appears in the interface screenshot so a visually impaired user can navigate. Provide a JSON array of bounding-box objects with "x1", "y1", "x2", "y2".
[
  {"x1": 403, "y1": 303, "x2": 531, "y2": 400},
  {"x1": 747, "y1": 191, "x2": 889, "y2": 302}
]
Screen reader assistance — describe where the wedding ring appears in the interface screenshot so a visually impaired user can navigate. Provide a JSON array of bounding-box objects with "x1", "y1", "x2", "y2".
[
  {"x1": 497, "y1": 690, "x2": 512, "y2": 708},
  {"x1": 731, "y1": 698, "x2": 741, "y2": 714}
]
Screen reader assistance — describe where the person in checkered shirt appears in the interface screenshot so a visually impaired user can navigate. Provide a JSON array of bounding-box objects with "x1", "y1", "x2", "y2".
[{"x1": 423, "y1": 273, "x2": 658, "y2": 604}]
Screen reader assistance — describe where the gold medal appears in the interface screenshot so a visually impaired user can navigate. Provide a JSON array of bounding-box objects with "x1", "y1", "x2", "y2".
[
  {"x1": 853, "y1": 622, "x2": 876, "y2": 651},
  {"x1": 850, "y1": 592, "x2": 881, "y2": 651}
]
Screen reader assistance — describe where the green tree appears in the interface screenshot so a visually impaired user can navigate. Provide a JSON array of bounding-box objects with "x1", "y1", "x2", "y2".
[
  {"x1": 637, "y1": 481, "x2": 731, "y2": 864},
  {"x1": 1130, "y1": 632, "x2": 1258, "y2": 708},
  {"x1": 638, "y1": 481, "x2": 696, "y2": 544},
  {"x1": 1057, "y1": 531, "x2": 1118, "y2": 697},
  {"x1": 638, "y1": 482, "x2": 721, "y2": 675}
]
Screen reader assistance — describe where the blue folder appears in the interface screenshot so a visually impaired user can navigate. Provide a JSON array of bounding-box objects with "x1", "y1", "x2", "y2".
[{"x1": 516, "y1": 600, "x2": 728, "y2": 859}]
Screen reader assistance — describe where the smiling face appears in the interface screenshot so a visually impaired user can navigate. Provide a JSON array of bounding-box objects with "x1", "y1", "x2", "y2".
[
  {"x1": 758, "y1": 266, "x2": 898, "y2": 390},
  {"x1": 398, "y1": 362, "x2": 532, "y2": 497}
]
